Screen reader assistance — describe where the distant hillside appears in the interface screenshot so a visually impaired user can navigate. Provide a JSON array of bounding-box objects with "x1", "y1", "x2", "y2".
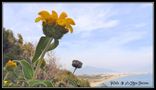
[{"x1": 71, "y1": 66, "x2": 116, "y2": 75}]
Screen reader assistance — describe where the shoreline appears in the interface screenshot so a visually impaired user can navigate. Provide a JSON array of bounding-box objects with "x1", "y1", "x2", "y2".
[
  {"x1": 89, "y1": 74, "x2": 129, "y2": 87},
  {"x1": 78, "y1": 72, "x2": 149, "y2": 87}
]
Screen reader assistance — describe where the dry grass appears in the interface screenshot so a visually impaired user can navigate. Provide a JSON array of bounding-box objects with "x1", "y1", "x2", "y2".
[
  {"x1": 36, "y1": 52, "x2": 61, "y2": 80},
  {"x1": 35, "y1": 51, "x2": 90, "y2": 87}
]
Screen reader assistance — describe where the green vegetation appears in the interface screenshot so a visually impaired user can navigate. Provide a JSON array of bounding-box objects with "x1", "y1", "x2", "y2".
[
  {"x1": 54, "y1": 70, "x2": 90, "y2": 87},
  {"x1": 3, "y1": 10, "x2": 90, "y2": 88},
  {"x1": 3, "y1": 28, "x2": 90, "y2": 87},
  {"x1": 3, "y1": 28, "x2": 34, "y2": 65}
]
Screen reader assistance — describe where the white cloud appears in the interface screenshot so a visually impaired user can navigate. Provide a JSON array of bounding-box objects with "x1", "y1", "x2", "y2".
[
  {"x1": 60, "y1": 27, "x2": 148, "y2": 50},
  {"x1": 3, "y1": 3, "x2": 120, "y2": 41},
  {"x1": 74, "y1": 6, "x2": 119, "y2": 32},
  {"x1": 102, "y1": 31, "x2": 147, "y2": 47}
]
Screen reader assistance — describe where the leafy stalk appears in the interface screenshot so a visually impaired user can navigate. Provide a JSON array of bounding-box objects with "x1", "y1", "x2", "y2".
[{"x1": 33, "y1": 37, "x2": 53, "y2": 79}]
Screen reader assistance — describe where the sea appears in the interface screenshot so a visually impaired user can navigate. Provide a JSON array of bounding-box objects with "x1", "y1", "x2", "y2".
[{"x1": 96, "y1": 73, "x2": 154, "y2": 88}]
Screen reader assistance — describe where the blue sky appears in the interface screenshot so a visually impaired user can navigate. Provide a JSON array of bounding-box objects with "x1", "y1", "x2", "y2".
[{"x1": 3, "y1": 3, "x2": 153, "y2": 73}]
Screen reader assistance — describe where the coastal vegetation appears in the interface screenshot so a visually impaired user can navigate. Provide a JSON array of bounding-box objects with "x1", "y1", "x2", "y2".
[
  {"x1": 3, "y1": 9, "x2": 90, "y2": 87},
  {"x1": 3, "y1": 28, "x2": 90, "y2": 87}
]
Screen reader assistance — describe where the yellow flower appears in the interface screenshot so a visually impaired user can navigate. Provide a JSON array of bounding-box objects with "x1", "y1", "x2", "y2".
[
  {"x1": 4, "y1": 80, "x2": 9, "y2": 84},
  {"x1": 35, "y1": 10, "x2": 75, "y2": 33},
  {"x1": 3, "y1": 80, "x2": 10, "y2": 87},
  {"x1": 35, "y1": 10, "x2": 58, "y2": 24},
  {"x1": 56, "y1": 12, "x2": 75, "y2": 33},
  {"x1": 5, "y1": 60, "x2": 17, "y2": 70}
]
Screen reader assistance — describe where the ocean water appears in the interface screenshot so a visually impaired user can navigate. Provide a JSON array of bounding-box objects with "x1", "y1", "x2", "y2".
[{"x1": 96, "y1": 73, "x2": 154, "y2": 88}]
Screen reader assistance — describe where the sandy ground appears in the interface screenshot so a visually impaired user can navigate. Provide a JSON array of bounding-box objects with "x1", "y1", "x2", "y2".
[
  {"x1": 78, "y1": 72, "x2": 149, "y2": 87},
  {"x1": 89, "y1": 74, "x2": 129, "y2": 87},
  {"x1": 78, "y1": 73, "x2": 130, "y2": 87}
]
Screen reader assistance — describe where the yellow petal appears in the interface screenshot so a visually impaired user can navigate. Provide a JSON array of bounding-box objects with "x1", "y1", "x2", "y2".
[
  {"x1": 59, "y1": 12, "x2": 67, "y2": 19},
  {"x1": 7, "y1": 60, "x2": 12, "y2": 65},
  {"x1": 38, "y1": 10, "x2": 50, "y2": 19},
  {"x1": 66, "y1": 18, "x2": 75, "y2": 25},
  {"x1": 35, "y1": 17, "x2": 42, "y2": 22},
  {"x1": 8, "y1": 60, "x2": 12, "y2": 63},
  {"x1": 47, "y1": 10, "x2": 58, "y2": 24},
  {"x1": 47, "y1": 18, "x2": 55, "y2": 24},
  {"x1": 66, "y1": 25, "x2": 73, "y2": 33},
  {"x1": 51, "y1": 10, "x2": 58, "y2": 20},
  {"x1": 57, "y1": 19, "x2": 66, "y2": 26}
]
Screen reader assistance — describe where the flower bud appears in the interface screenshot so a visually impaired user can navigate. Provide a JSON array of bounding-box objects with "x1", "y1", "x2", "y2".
[
  {"x1": 5, "y1": 60, "x2": 17, "y2": 71},
  {"x1": 42, "y1": 23, "x2": 68, "y2": 39},
  {"x1": 72, "y1": 60, "x2": 83, "y2": 68}
]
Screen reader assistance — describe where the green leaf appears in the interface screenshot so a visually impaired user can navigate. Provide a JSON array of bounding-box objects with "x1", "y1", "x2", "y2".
[
  {"x1": 43, "y1": 80, "x2": 54, "y2": 87},
  {"x1": 27, "y1": 80, "x2": 54, "y2": 87},
  {"x1": 47, "y1": 39, "x2": 59, "y2": 51},
  {"x1": 32, "y1": 36, "x2": 52, "y2": 63},
  {"x1": 27, "y1": 80, "x2": 47, "y2": 87},
  {"x1": 18, "y1": 60, "x2": 34, "y2": 80}
]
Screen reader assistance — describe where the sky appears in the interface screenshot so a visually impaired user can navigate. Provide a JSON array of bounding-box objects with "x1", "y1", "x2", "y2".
[{"x1": 3, "y1": 2, "x2": 154, "y2": 73}]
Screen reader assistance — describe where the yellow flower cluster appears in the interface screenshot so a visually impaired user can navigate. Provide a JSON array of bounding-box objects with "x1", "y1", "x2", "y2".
[
  {"x1": 35, "y1": 10, "x2": 75, "y2": 33},
  {"x1": 5, "y1": 60, "x2": 17, "y2": 70}
]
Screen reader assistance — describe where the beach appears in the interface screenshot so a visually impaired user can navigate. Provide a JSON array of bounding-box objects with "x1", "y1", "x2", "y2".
[
  {"x1": 78, "y1": 72, "x2": 149, "y2": 87},
  {"x1": 90, "y1": 74, "x2": 128, "y2": 87}
]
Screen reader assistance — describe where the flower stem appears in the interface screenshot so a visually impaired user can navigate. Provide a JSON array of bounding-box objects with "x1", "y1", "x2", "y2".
[
  {"x1": 32, "y1": 37, "x2": 53, "y2": 80},
  {"x1": 4, "y1": 71, "x2": 9, "y2": 80},
  {"x1": 73, "y1": 67, "x2": 77, "y2": 74}
]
